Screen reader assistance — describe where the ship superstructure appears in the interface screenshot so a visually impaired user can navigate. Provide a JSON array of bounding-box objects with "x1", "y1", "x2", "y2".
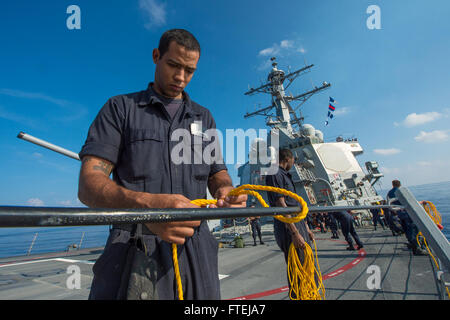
[{"x1": 238, "y1": 57, "x2": 384, "y2": 218}]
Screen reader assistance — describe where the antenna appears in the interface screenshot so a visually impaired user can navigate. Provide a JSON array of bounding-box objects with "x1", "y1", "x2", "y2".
[{"x1": 243, "y1": 57, "x2": 331, "y2": 133}]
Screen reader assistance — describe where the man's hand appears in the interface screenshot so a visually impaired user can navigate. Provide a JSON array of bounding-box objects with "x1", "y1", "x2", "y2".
[
  {"x1": 307, "y1": 229, "x2": 315, "y2": 242},
  {"x1": 139, "y1": 193, "x2": 201, "y2": 245},
  {"x1": 291, "y1": 231, "x2": 306, "y2": 250},
  {"x1": 145, "y1": 220, "x2": 201, "y2": 245},
  {"x1": 207, "y1": 170, "x2": 247, "y2": 208},
  {"x1": 212, "y1": 185, "x2": 248, "y2": 208}
]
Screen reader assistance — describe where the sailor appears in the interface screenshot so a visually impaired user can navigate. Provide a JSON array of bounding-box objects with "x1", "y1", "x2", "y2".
[
  {"x1": 330, "y1": 211, "x2": 364, "y2": 251},
  {"x1": 265, "y1": 148, "x2": 314, "y2": 265},
  {"x1": 325, "y1": 212, "x2": 339, "y2": 239},
  {"x1": 387, "y1": 180, "x2": 426, "y2": 255},
  {"x1": 248, "y1": 213, "x2": 264, "y2": 246},
  {"x1": 78, "y1": 29, "x2": 247, "y2": 300},
  {"x1": 370, "y1": 205, "x2": 386, "y2": 231},
  {"x1": 316, "y1": 213, "x2": 327, "y2": 233}
]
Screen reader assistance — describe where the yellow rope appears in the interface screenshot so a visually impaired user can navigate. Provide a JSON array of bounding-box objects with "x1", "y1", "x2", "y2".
[
  {"x1": 416, "y1": 201, "x2": 449, "y2": 299},
  {"x1": 287, "y1": 241, "x2": 325, "y2": 300},
  {"x1": 171, "y1": 184, "x2": 323, "y2": 300},
  {"x1": 171, "y1": 244, "x2": 183, "y2": 300},
  {"x1": 422, "y1": 201, "x2": 442, "y2": 226}
]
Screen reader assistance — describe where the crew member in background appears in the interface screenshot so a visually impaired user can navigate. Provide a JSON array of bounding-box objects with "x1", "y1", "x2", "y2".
[
  {"x1": 325, "y1": 212, "x2": 340, "y2": 239},
  {"x1": 370, "y1": 204, "x2": 386, "y2": 231},
  {"x1": 387, "y1": 180, "x2": 426, "y2": 256},
  {"x1": 265, "y1": 148, "x2": 315, "y2": 297},
  {"x1": 382, "y1": 199, "x2": 403, "y2": 236},
  {"x1": 331, "y1": 211, "x2": 364, "y2": 251},
  {"x1": 248, "y1": 215, "x2": 264, "y2": 246}
]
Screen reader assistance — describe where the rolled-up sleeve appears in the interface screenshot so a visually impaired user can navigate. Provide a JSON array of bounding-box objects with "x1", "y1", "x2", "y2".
[{"x1": 79, "y1": 97, "x2": 124, "y2": 165}]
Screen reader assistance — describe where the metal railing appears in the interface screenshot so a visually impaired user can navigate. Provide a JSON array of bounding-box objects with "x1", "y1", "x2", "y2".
[
  {"x1": 0, "y1": 228, "x2": 109, "y2": 258},
  {"x1": 395, "y1": 187, "x2": 450, "y2": 299},
  {"x1": 0, "y1": 204, "x2": 403, "y2": 227}
]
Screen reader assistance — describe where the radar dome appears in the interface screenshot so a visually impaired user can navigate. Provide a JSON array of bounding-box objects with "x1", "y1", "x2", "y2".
[
  {"x1": 302, "y1": 124, "x2": 315, "y2": 137},
  {"x1": 315, "y1": 130, "x2": 324, "y2": 142}
]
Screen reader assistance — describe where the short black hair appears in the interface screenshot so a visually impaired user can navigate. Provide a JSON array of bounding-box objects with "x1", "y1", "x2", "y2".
[
  {"x1": 392, "y1": 180, "x2": 401, "y2": 188},
  {"x1": 279, "y1": 148, "x2": 293, "y2": 162},
  {"x1": 158, "y1": 29, "x2": 201, "y2": 58}
]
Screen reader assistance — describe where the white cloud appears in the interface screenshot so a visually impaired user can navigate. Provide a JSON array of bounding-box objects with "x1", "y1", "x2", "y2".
[
  {"x1": 398, "y1": 111, "x2": 442, "y2": 127},
  {"x1": 373, "y1": 148, "x2": 401, "y2": 155},
  {"x1": 258, "y1": 39, "x2": 304, "y2": 57},
  {"x1": 27, "y1": 198, "x2": 44, "y2": 206},
  {"x1": 257, "y1": 39, "x2": 307, "y2": 71},
  {"x1": 379, "y1": 166, "x2": 401, "y2": 175},
  {"x1": 333, "y1": 107, "x2": 350, "y2": 116},
  {"x1": 280, "y1": 40, "x2": 293, "y2": 49},
  {"x1": 139, "y1": 0, "x2": 167, "y2": 29},
  {"x1": 0, "y1": 88, "x2": 72, "y2": 107},
  {"x1": 259, "y1": 46, "x2": 279, "y2": 57},
  {"x1": 0, "y1": 89, "x2": 87, "y2": 122},
  {"x1": 414, "y1": 130, "x2": 449, "y2": 143},
  {"x1": 378, "y1": 160, "x2": 450, "y2": 187}
]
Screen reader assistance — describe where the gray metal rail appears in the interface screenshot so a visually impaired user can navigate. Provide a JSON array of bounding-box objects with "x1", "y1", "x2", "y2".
[
  {"x1": 396, "y1": 187, "x2": 450, "y2": 271},
  {"x1": 0, "y1": 204, "x2": 400, "y2": 228},
  {"x1": 17, "y1": 132, "x2": 80, "y2": 160}
]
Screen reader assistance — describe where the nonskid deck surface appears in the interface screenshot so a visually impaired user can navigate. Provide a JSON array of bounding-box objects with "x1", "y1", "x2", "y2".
[{"x1": 0, "y1": 226, "x2": 441, "y2": 300}]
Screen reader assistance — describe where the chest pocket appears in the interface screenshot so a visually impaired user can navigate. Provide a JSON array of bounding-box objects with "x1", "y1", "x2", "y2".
[
  {"x1": 188, "y1": 132, "x2": 210, "y2": 199},
  {"x1": 123, "y1": 128, "x2": 164, "y2": 180}
]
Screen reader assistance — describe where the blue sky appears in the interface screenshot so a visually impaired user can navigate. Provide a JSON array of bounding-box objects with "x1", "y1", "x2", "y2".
[{"x1": 1, "y1": 0, "x2": 449, "y2": 207}]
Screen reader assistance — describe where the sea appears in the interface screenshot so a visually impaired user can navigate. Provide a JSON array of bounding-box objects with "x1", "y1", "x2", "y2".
[{"x1": 1, "y1": 181, "x2": 449, "y2": 259}]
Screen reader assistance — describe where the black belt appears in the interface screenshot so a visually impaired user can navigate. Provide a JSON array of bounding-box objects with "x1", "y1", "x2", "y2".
[{"x1": 113, "y1": 220, "x2": 205, "y2": 236}]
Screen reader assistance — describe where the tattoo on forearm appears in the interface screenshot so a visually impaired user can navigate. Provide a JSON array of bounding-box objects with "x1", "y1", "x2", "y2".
[
  {"x1": 82, "y1": 157, "x2": 93, "y2": 164},
  {"x1": 93, "y1": 161, "x2": 113, "y2": 175}
]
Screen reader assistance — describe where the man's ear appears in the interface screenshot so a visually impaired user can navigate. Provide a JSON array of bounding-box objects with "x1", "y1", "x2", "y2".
[{"x1": 152, "y1": 48, "x2": 160, "y2": 64}]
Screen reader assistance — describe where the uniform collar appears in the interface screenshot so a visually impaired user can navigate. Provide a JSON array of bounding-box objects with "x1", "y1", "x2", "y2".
[
  {"x1": 279, "y1": 165, "x2": 289, "y2": 173},
  {"x1": 137, "y1": 82, "x2": 200, "y2": 117}
]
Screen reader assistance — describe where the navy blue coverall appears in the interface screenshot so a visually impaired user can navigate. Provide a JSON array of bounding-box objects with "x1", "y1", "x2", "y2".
[
  {"x1": 79, "y1": 83, "x2": 227, "y2": 300},
  {"x1": 331, "y1": 211, "x2": 363, "y2": 249}
]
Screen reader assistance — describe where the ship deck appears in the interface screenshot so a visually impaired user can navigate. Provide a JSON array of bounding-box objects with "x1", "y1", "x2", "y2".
[{"x1": 0, "y1": 225, "x2": 443, "y2": 300}]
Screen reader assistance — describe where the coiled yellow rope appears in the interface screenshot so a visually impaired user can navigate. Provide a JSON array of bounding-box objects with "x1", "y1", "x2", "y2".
[
  {"x1": 416, "y1": 201, "x2": 449, "y2": 299},
  {"x1": 287, "y1": 239, "x2": 326, "y2": 300},
  {"x1": 422, "y1": 201, "x2": 443, "y2": 227},
  {"x1": 171, "y1": 184, "x2": 324, "y2": 300}
]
